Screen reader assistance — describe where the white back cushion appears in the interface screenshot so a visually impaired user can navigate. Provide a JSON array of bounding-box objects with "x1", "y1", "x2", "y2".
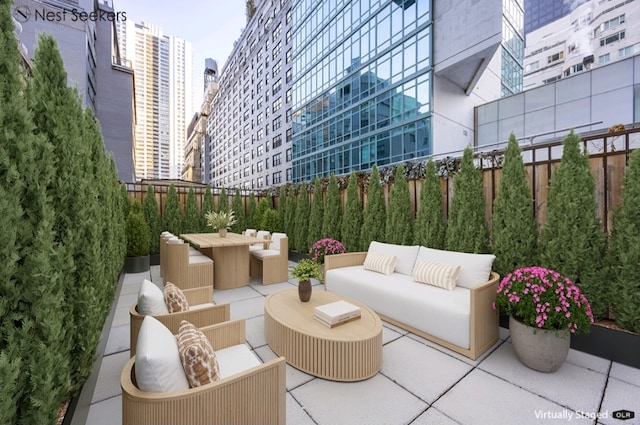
[
  {"x1": 270, "y1": 233, "x2": 286, "y2": 251},
  {"x1": 367, "y1": 241, "x2": 420, "y2": 275},
  {"x1": 167, "y1": 237, "x2": 183, "y2": 244},
  {"x1": 413, "y1": 247, "x2": 495, "y2": 289},
  {"x1": 137, "y1": 279, "x2": 169, "y2": 315},
  {"x1": 135, "y1": 316, "x2": 190, "y2": 393}
]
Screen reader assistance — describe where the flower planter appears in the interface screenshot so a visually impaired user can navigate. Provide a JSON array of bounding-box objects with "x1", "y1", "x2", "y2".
[
  {"x1": 124, "y1": 255, "x2": 150, "y2": 273},
  {"x1": 509, "y1": 315, "x2": 570, "y2": 373}
]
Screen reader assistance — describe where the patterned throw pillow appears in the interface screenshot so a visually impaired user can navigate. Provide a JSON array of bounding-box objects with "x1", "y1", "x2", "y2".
[
  {"x1": 164, "y1": 282, "x2": 189, "y2": 313},
  {"x1": 363, "y1": 251, "x2": 398, "y2": 275},
  {"x1": 413, "y1": 260, "x2": 460, "y2": 291},
  {"x1": 178, "y1": 320, "x2": 220, "y2": 387}
]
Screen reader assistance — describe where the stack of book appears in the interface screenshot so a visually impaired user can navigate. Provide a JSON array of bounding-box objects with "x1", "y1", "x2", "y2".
[{"x1": 313, "y1": 300, "x2": 361, "y2": 328}]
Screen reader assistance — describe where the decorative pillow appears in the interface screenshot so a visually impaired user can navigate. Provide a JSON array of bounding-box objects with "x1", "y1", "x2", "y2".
[
  {"x1": 178, "y1": 320, "x2": 220, "y2": 387},
  {"x1": 137, "y1": 279, "x2": 169, "y2": 315},
  {"x1": 135, "y1": 316, "x2": 189, "y2": 393},
  {"x1": 413, "y1": 260, "x2": 460, "y2": 291},
  {"x1": 412, "y1": 246, "x2": 495, "y2": 289},
  {"x1": 164, "y1": 282, "x2": 189, "y2": 313},
  {"x1": 363, "y1": 251, "x2": 398, "y2": 275}
]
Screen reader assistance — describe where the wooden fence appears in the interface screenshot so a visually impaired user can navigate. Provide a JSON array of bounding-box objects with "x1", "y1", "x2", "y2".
[{"x1": 127, "y1": 127, "x2": 640, "y2": 234}]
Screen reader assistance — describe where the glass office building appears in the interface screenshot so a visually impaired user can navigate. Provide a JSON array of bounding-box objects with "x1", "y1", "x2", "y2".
[
  {"x1": 290, "y1": 0, "x2": 431, "y2": 182},
  {"x1": 524, "y1": 0, "x2": 570, "y2": 35}
]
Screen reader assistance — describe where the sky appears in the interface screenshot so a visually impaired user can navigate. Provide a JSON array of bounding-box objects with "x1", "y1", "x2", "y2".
[{"x1": 113, "y1": 0, "x2": 247, "y2": 111}]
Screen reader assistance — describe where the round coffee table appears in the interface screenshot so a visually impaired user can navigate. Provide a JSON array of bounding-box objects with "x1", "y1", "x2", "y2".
[{"x1": 264, "y1": 288, "x2": 382, "y2": 381}]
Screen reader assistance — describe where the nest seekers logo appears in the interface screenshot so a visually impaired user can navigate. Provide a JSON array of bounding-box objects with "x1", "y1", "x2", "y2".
[{"x1": 12, "y1": 4, "x2": 126, "y2": 24}]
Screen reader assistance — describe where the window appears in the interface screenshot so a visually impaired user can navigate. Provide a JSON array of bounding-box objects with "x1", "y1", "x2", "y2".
[
  {"x1": 257, "y1": 96, "x2": 263, "y2": 109},
  {"x1": 599, "y1": 53, "x2": 610, "y2": 64},
  {"x1": 286, "y1": 48, "x2": 292, "y2": 64},
  {"x1": 272, "y1": 78, "x2": 282, "y2": 95},
  {"x1": 619, "y1": 45, "x2": 634, "y2": 57},
  {"x1": 273, "y1": 60, "x2": 282, "y2": 77},
  {"x1": 257, "y1": 161, "x2": 263, "y2": 172},
  {"x1": 286, "y1": 88, "x2": 292, "y2": 104},
  {"x1": 257, "y1": 145, "x2": 264, "y2": 156},
  {"x1": 272, "y1": 116, "x2": 282, "y2": 131},
  {"x1": 572, "y1": 63, "x2": 584, "y2": 73},
  {"x1": 257, "y1": 128, "x2": 264, "y2": 141},
  {"x1": 286, "y1": 8, "x2": 291, "y2": 24},
  {"x1": 273, "y1": 135, "x2": 282, "y2": 148},
  {"x1": 272, "y1": 41, "x2": 282, "y2": 59},
  {"x1": 525, "y1": 61, "x2": 539, "y2": 72},
  {"x1": 273, "y1": 171, "x2": 282, "y2": 184},
  {"x1": 286, "y1": 68, "x2": 292, "y2": 83},
  {"x1": 595, "y1": 14, "x2": 625, "y2": 37},
  {"x1": 272, "y1": 97, "x2": 282, "y2": 113},
  {"x1": 272, "y1": 152, "x2": 282, "y2": 165},
  {"x1": 600, "y1": 30, "x2": 625, "y2": 46},
  {"x1": 286, "y1": 108, "x2": 292, "y2": 123},
  {"x1": 243, "y1": 166, "x2": 250, "y2": 177},
  {"x1": 257, "y1": 177, "x2": 264, "y2": 188},
  {"x1": 286, "y1": 168, "x2": 292, "y2": 182},
  {"x1": 547, "y1": 52, "x2": 563, "y2": 64},
  {"x1": 543, "y1": 75, "x2": 561, "y2": 84},
  {"x1": 286, "y1": 148, "x2": 292, "y2": 161},
  {"x1": 272, "y1": 22, "x2": 282, "y2": 41},
  {"x1": 257, "y1": 112, "x2": 264, "y2": 125},
  {"x1": 286, "y1": 29, "x2": 291, "y2": 45},
  {"x1": 286, "y1": 128, "x2": 292, "y2": 143}
]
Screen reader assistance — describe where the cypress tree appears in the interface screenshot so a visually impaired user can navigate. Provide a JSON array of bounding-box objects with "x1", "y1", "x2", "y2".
[
  {"x1": 255, "y1": 197, "x2": 272, "y2": 230},
  {"x1": 609, "y1": 148, "x2": 640, "y2": 332},
  {"x1": 278, "y1": 186, "x2": 287, "y2": 234},
  {"x1": 491, "y1": 133, "x2": 538, "y2": 276},
  {"x1": 308, "y1": 178, "x2": 324, "y2": 248},
  {"x1": 261, "y1": 208, "x2": 281, "y2": 233},
  {"x1": 121, "y1": 183, "x2": 130, "y2": 220},
  {"x1": 539, "y1": 130, "x2": 608, "y2": 320},
  {"x1": 341, "y1": 171, "x2": 363, "y2": 251},
  {"x1": 218, "y1": 187, "x2": 229, "y2": 213},
  {"x1": 322, "y1": 174, "x2": 342, "y2": 241},
  {"x1": 247, "y1": 192, "x2": 257, "y2": 229},
  {"x1": 361, "y1": 165, "x2": 387, "y2": 248},
  {"x1": 231, "y1": 187, "x2": 247, "y2": 233},
  {"x1": 294, "y1": 187, "x2": 311, "y2": 253},
  {"x1": 163, "y1": 183, "x2": 182, "y2": 234},
  {"x1": 285, "y1": 185, "x2": 297, "y2": 247},
  {"x1": 386, "y1": 164, "x2": 414, "y2": 245},
  {"x1": 201, "y1": 185, "x2": 214, "y2": 231},
  {"x1": 445, "y1": 146, "x2": 489, "y2": 253},
  {"x1": 414, "y1": 159, "x2": 446, "y2": 249},
  {"x1": 183, "y1": 186, "x2": 200, "y2": 233},
  {"x1": 143, "y1": 185, "x2": 162, "y2": 254}
]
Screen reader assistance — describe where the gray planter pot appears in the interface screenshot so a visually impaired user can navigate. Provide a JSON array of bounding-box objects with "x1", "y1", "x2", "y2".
[
  {"x1": 509, "y1": 315, "x2": 570, "y2": 373},
  {"x1": 124, "y1": 255, "x2": 150, "y2": 273}
]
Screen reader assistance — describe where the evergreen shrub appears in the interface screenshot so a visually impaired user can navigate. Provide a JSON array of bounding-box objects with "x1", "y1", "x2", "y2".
[{"x1": 126, "y1": 200, "x2": 150, "y2": 257}]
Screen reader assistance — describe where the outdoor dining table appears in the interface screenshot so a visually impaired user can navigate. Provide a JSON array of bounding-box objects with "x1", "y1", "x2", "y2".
[{"x1": 179, "y1": 232, "x2": 261, "y2": 289}]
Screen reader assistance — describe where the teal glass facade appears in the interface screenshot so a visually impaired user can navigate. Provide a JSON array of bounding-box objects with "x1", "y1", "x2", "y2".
[{"x1": 291, "y1": 0, "x2": 432, "y2": 182}]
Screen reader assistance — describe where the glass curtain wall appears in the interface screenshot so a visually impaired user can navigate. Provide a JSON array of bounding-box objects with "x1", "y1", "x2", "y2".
[{"x1": 291, "y1": 0, "x2": 432, "y2": 182}]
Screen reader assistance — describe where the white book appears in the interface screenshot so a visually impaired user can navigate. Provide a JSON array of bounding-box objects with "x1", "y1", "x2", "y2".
[{"x1": 314, "y1": 300, "x2": 361, "y2": 324}]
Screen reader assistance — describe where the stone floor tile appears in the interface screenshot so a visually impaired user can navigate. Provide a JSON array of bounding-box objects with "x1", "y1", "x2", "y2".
[
  {"x1": 122, "y1": 271, "x2": 149, "y2": 285},
  {"x1": 565, "y1": 348, "x2": 611, "y2": 374},
  {"x1": 111, "y1": 304, "x2": 131, "y2": 328},
  {"x1": 115, "y1": 292, "x2": 138, "y2": 312},
  {"x1": 91, "y1": 351, "x2": 130, "y2": 403},
  {"x1": 104, "y1": 324, "x2": 129, "y2": 355},
  {"x1": 381, "y1": 321, "x2": 410, "y2": 336},
  {"x1": 599, "y1": 377, "x2": 640, "y2": 425},
  {"x1": 85, "y1": 395, "x2": 121, "y2": 425},
  {"x1": 380, "y1": 336, "x2": 473, "y2": 403},
  {"x1": 291, "y1": 374, "x2": 427, "y2": 425},
  {"x1": 479, "y1": 342, "x2": 607, "y2": 414},
  {"x1": 406, "y1": 331, "x2": 505, "y2": 366},
  {"x1": 119, "y1": 280, "x2": 141, "y2": 296},
  {"x1": 499, "y1": 326, "x2": 510, "y2": 340},
  {"x1": 610, "y1": 362, "x2": 640, "y2": 387},
  {"x1": 254, "y1": 345, "x2": 315, "y2": 390},
  {"x1": 286, "y1": 393, "x2": 316, "y2": 425},
  {"x1": 213, "y1": 286, "x2": 262, "y2": 304},
  {"x1": 229, "y1": 296, "x2": 267, "y2": 320},
  {"x1": 434, "y1": 369, "x2": 592, "y2": 425},
  {"x1": 249, "y1": 281, "x2": 295, "y2": 296},
  {"x1": 411, "y1": 407, "x2": 459, "y2": 425},
  {"x1": 382, "y1": 324, "x2": 404, "y2": 345},
  {"x1": 245, "y1": 315, "x2": 267, "y2": 349}
]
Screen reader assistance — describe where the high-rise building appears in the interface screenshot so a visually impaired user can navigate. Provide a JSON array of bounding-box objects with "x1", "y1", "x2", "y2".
[
  {"x1": 523, "y1": 0, "x2": 640, "y2": 90},
  {"x1": 13, "y1": 0, "x2": 135, "y2": 181},
  {"x1": 206, "y1": 0, "x2": 293, "y2": 189},
  {"x1": 290, "y1": 0, "x2": 524, "y2": 182},
  {"x1": 117, "y1": 19, "x2": 194, "y2": 180},
  {"x1": 524, "y1": 0, "x2": 571, "y2": 35}
]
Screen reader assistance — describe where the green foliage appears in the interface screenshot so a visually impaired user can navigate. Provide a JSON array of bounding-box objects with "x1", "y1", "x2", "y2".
[
  {"x1": 121, "y1": 183, "x2": 130, "y2": 219},
  {"x1": 608, "y1": 149, "x2": 640, "y2": 332},
  {"x1": 278, "y1": 186, "x2": 287, "y2": 235},
  {"x1": 308, "y1": 178, "x2": 324, "y2": 248},
  {"x1": 341, "y1": 171, "x2": 363, "y2": 251},
  {"x1": 285, "y1": 185, "x2": 297, "y2": 249},
  {"x1": 126, "y1": 200, "x2": 150, "y2": 256},
  {"x1": 247, "y1": 192, "x2": 257, "y2": 229},
  {"x1": 539, "y1": 130, "x2": 608, "y2": 320},
  {"x1": 294, "y1": 188, "x2": 311, "y2": 253},
  {"x1": 260, "y1": 208, "x2": 281, "y2": 233},
  {"x1": 201, "y1": 185, "x2": 214, "y2": 231},
  {"x1": 322, "y1": 174, "x2": 342, "y2": 241},
  {"x1": 254, "y1": 198, "x2": 272, "y2": 230},
  {"x1": 183, "y1": 186, "x2": 200, "y2": 234},
  {"x1": 231, "y1": 188, "x2": 247, "y2": 233},
  {"x1": 491, "y1": 134, "x2": 538, "y2": 276},
  {"x1": 414, "y1": 160, "x2": 446, "y2": 249},
  {"x1": 361, "y1": 165, "x2": 387, "y2": 248},
  {"x1": 291, "y1": 259, "x2": 322, "y2": 281},
  {"x1": 386, "y1": 164, "x2": 414, "y2": 245},
  {"x1": 143, "y1": 186, "x2": 161, "y2": 254},
  {"x1": 218, "y1": 187, "x2": 229, "y2": 213},
  {"x1": 445, "y1": 146, "x2": 489, "y2": 253},
  {"x1": 163, "y1": 184, "x2": 182, "y2": 235}
]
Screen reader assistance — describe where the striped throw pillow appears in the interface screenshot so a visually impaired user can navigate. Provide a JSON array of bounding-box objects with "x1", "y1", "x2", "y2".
[
  {"x1": 413, "y1": 260, "x2": 460, "y2": 291},
  {"x1": 178, "y1": 320, "x2": 220, "y2": 387},
  {"x1": 363, "y1": 252, "x2": 397, "y2": 275}
]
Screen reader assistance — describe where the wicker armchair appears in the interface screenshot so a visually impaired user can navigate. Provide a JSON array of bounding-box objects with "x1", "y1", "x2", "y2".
[
  {"x1": 121, "y1": 319, "x2": 286, "y2": 425},
  {"x1": 129, "y1": 285, "x2": 230, "y2": 356}
]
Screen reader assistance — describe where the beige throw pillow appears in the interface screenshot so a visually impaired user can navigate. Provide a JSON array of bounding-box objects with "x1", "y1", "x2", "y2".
[
  {"x1": 164, "y1": 282, "x2": 189, "y2": 313},
  {"x1": 178, "y1": 320, "x2": 220, "y2": 387},
  {"x1": 413, "y1": 260, "x2": 460, "y2": 291},
  {"x1": 363, "y1": 252, "x2": 397, "y2": 275}
]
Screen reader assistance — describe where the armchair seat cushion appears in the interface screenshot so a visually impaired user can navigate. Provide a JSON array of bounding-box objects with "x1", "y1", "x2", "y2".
[
  {"x1": 215, "y1": 344, "x2": 262, "y2": 379},
  {"x1": 189, "y1": 255, "x2": 213, "y2": 265},
  {"x1": 251, "y1": 249, "x2": 280, "y2": 258}
]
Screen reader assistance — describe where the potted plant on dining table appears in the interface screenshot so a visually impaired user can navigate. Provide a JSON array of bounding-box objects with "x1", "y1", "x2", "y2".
[
  {"x1": 494, "y1": 266, "x2": 594, "y2": 372},
  {"x1": 205, "y1": 209, "x2": 237, "y2": 237}
]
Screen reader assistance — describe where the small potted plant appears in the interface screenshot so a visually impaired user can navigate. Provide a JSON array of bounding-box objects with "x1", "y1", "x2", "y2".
[
  {"x1": 309, "y1": 238, "x2": 346, "y2": 264},
  {"x1": 494, "y1": 266, "x2": 594, "y2": 372},
  {"x1": 125, "y1": 200, "x2": 151, "y2": 273},
  {"x1": 291, "y1": 259, "x2": 322, "y2": 302},
  {"x1": 205, "y1": 209, "x2": 237, "y2": 237}
]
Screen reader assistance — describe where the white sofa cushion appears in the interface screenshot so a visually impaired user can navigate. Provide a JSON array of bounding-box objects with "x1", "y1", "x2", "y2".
[
  {"x1": 137, "y1": 279, "x2": 169, "y2": 315},
  {"x1": 135, "y1": 316, "x2": 190, "y2": 393},
  {"x1": 215, "y1": 344, "x2": 262, "y2": 379},
  {"x1": 413, "y1": 247, "x2": 495, "y2": 289},
  {"x1": 326, "y1": 266, "x2": 471, "y2": 349},
  {"x1": 414, "y1": 260, "x2": 460, "y2": 291},
  {"x1": 363, "y1": 252, "x2": 397, "y2": 275},
  {"x1": 251, "y1": 249, "x2": 280, "y2": 258},
  {"x1": 367, "y1": 241, "x2": 420, "y2": 276}
]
